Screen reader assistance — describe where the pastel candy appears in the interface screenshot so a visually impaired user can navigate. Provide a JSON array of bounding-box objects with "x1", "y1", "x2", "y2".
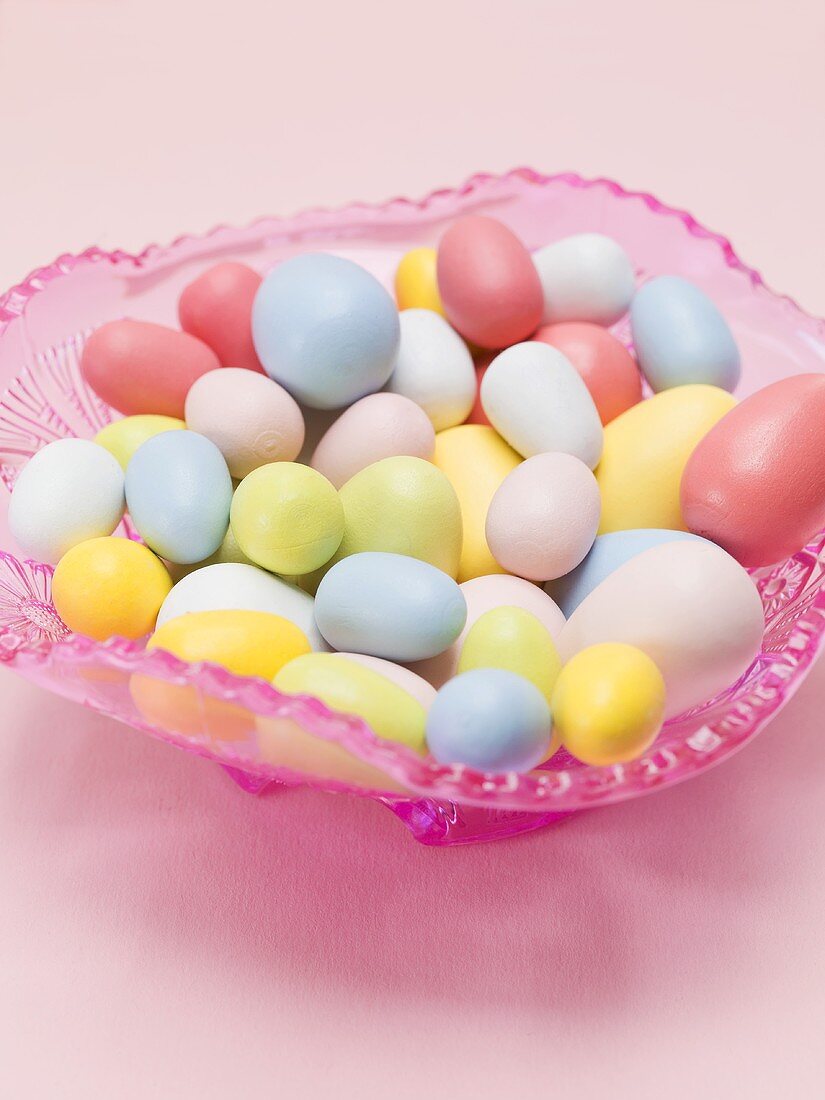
[
  {"x1": 681, "y1": 374, "x2": 825, "y2": 567},
  {"x1": 534, "y1": 322, "x2": 642, "y2": 424},
  {"x1": 314, "y1": 552, "x2": 467, "y2": 662},
  {"x1": 630, "y1": 275, "x2": 741, "y2": 392},
  {"x1": 386, "y1": 309, "x2": 476, "y2": 430},
  {"x1": 533, "y1": 233, "x2": 635, "y2": 326},
  {"x1": 95, "y1": 415, "x2": 186, "y2": 470},
  {"x1": 394, "y1": 247, "x2": 445, "y2": 316},
  {"x1": 480, "y1": 342, "x2": 603, "y2": 467},
  {"x1": 178, "y1": 262, "x2": 264, "y2": 373},
  {"x1": 458, "y1": 606, "x2": 562, "y2": 708},
  {"x1": 337, "y1": 653, "x2": 437, "y2": 709},
  {"x1": 251, "y1": 253, "x2": 400, "y2": 409}
]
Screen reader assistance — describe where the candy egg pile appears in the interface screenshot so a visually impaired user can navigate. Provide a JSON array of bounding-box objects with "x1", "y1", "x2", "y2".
[{"x1": 9, "y1": 213, "x2": 825, "y2": 780}]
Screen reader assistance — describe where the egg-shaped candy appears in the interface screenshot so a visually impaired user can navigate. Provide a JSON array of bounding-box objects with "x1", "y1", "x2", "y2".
[
  {"x1": 533, "y1": 233, "x2": 635, "y2": 326},
  {"x1": 436, "y1": 216, "x2": 543, "y2": 349},
  {"x1": 560, "y1": 540, "x2": 764, "y2": 716},
  {"x1": 432, "y1": 425, "x2": 520, "y2": 582},
  {"x1": 394, "y1": 247, "x2": 445, "y2": 316},
  {"x1": 681, "y1": 374, "x2": 825, "y2": 568},
  {"x1": 480, "y1": 343, "x2": 603, "y2": 467},
  {"x1": 310, "y1": 392, "x2": 434, "y2": 489},
  {"x1": 125, "y1": 430, "x2": 232, "y2": 564},
  {"x1": 552, "y1": 644, "x2": 666, "y2": 766},
  {"x1": 486, "y1": 453, "x2": 600, "y2": 581},
  {"x1": 52, "y1": 536, "x2": 172, "y2": 640},
  {"x1": 184, "y1": 368, "x2": 305, "y2": 479},
  {"x1": 80, "y1": 320, "x2": 221, "y2": 418},
  {"x1": 386, "y1": 309, "x2": 476, "y2": 430},
  {"x1": 630, "y1": 276, "x2": 741, "y2": 392},
  {"x1": 9, "y1": 438, "x2": 125, "y2": 564},
  {"x1": 178, "y1": 261, "x2": 264, "y2": 373},
  {"x1": 315, "y1": 552, "x2": 467, "y2": 662},
  {"x1": 546, "y1": 529, "x2": 708, "y2": 618},
  {"x1": 534, "y1": 322, "x2": 642, "y2": 424},
  {"x1": 230, "y1": 463, "x2": 344, "y2": 576},
  {"x1": 274, "y1": 653, "x2": 427, "y2": 752},
  {"x1": 95, "y1": 415, "x2": 186, "y2": 470},
  {"x1": 458, "y1": 606, "x2": 562, "y2": 707},
  {"x1": 251, "y1": 253, "x2": 400, "y2": 409},
  {"x1": 426, "y1": 669, "x2": 551, "y2": 773},
  {"x1": 336, "y1": 653, "x2": 436, "y2": 709},
  {"x1": 596, "y1": 384, "x2": 736, "y2": 533}
]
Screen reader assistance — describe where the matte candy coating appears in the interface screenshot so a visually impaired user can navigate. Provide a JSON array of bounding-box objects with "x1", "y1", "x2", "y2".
[
  {"x1": 125, "y1": 430, "x2": 232, "y2": 565},
  {"x1": 314, "y1": 552, "x2": 467, "y2": 662},
  {"x1": 630, "y1": 275, "x2": 741, "y2": 392},
  {"x1": 458, "y1": 606, "x2": 562, "y2": 708},
  {"x1": 9, "y1": 438, "x2": 125, "y2": 565},
  {"x1": 533, "y1": 233, "x2": 635, "y2": 326},
  {"x1": 552, "y1": 643, "x2": 666, "y2": 766},
  {"x1": 184, "y1": 368, "x2": 305, "y2": 478},
  {"x1": 436, "y1": 216, "x2": 543, "y2": 349},
  {"x1": 534, "y1": 322, "x2": 642, "y2": 424},
  {"x1": 251, "y1": 253, "x2": 400, "y2": 409},
  {"x1": 432, "y1": 425, "x2": 521, "y2": 582},
  {"x1": 680, "y1": 374, "x2": 825, "y2": 567},
  {"x1": 480, "y1": 342, "x2": 603, "y2": 467},
  {"x1": 230, "y1": 462, "x2": 344, "y2": 575},
  {"x1": 95, "y1": 415, "x2": 186, "y2": 470},
  {"x1": 545, "y1": 529, "x2": 708, "y2": 618},
  {"x1": 596, "y1": 384, "x2": 736, "y2": 533},
  {"x1": 80, "y1": 319, "x2": 221, "y2": 418},
  {"x1": 394, "y1": 247, "x2": 445, "y2": 316},
  {"x1": 52, "y1": 537, "x2": 172, "y2": 640},
  {"x1": 274, "y1": 653, "x2": 427, "y2": 753},
  {"x1": 336, "y1": 653, "x2": 437, "y2": 709},
  {"x1": 386, "y1": 309, "x2": 476, "y2": 430},
  {"x1": 486, "y1": 453, "x2": 600, "y2": 581},
  {"x1": 178, "y1": 261, "x2": 264, "y2": 373},
  {"x1": 310, "y1": 392, "x2": 435, "y2": 489},
  {"x1": 425, "y1": 669, "x2": 551, "y2": 773},
  {"x1": 560, "y1": 540, "x2": 764, "y2": 717}
]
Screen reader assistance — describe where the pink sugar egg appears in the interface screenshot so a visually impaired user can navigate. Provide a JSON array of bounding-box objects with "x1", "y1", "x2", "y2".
[
  {"x1": 337, "y1": 653, "x2": 437, "y2": 708},
  {"x1": 81, "y1": 320, "x2": 221, "y2": 418},
  {"x1": 680, "y1": 373, "x2": 825, "y2": 568},
  {"x1": 534, "y1": 322, "x2": 643, "y2": 424},
  {"x1": 184, "y1": 368, "x2": 305, "y2": 479},
  {"x1": 436, "y1": 216, "x2": 543, "y2": 349},
  {"x1": 486, "y1": 453, "x2": 600, "y2": 581},
  {"x1": 310, "y1": 392, "x2": 435, "y2": 489},
  {"x1": 178, "y1": 262, "x2": 264, "y2": 373}
]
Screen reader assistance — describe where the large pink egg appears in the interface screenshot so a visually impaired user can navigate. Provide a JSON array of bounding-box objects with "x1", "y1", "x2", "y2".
[
  {"x1": 681, "y1": 373, "x2": 825, "y2": 567},
  {"x1": 81, "y1": 320, "x2": 221, "y2": 418},
  {"x1": 409, "y1": 573, "x2": 566, "y2": 688},
  {"x1": 184, "y1": 368, "x2": 305, "y2": 478},
  {"x1": 486, "y1": 453, "x2": 600, "y2": 581},
  {"x1": 178, "y1": 262, "x2": 264, "y2": 373},
  {"x1": 436, "y1": 216, "x2": 543, "y2": 349},
  {"x1": 310, "y1": 392, "x2": 435, "y2": 488},
  {"x1": 534, "y1": 322, "x2": 642, "y2": 424}
]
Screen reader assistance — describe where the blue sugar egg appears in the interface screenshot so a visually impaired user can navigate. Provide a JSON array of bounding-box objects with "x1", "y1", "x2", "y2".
[
  {"x1": 251, "y1": 253, "x2": 401, "y2": 410},
  {"x1": 545, "y1": 528, "x2": 709, "y2": 617},
  {"x1": 125, "y1": 430, "x2": 232, "y2": 564},
  {"x1": 630, "y1": 275, "x2": 740, "y2": 393},
  {"x1": 314, "y1": 552, "x2": 467, "y2": 661},
  {"x1": 426, "y1": 668, "x2": 551, "y2": 773}
]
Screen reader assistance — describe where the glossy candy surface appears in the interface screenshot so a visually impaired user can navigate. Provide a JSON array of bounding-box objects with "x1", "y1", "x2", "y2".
[
  {"x1": 534, "y1": 322, "x2": 642, "y2": 424},
  {"x1": 386, "y1": 309, "x2": 476, "y2": 430},
  {"x1": 533, "y1": 233, "x2": 635, "y2": 326},
  {"x1": 178, "y1": 262, "x2": 264, "y2": 373},
  {"x1": 95, "y1": 415, "x2": 186, "y2": 470}
]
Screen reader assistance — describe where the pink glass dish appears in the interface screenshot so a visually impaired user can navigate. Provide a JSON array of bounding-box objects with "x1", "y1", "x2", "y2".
[{"x1": 0, "y1": 168, "x2": 824, "y2": 846}]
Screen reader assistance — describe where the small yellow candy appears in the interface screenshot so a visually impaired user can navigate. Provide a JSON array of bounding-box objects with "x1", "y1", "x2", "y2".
[
  {"x1": 394, "y1": 247, "x2": 445, "y2": 316},
  {"x1": 432, "y1": 424, "x2": 521, "y2": 582},
  {"x1": 274, "y1": 652, "x2": 427, "y2": 753},
  {"x1": 551, "y1": 643, "x2": 666, "y2": 766},
  {"x1": 230, "y1": 462, "x2": 344, "y2": 575},
  {"x1": 95, "y1": 415, "x2": 185, "y2": 469},
  {"x1": 52, "y1": 536, "x2": 172, "y2": 640}
]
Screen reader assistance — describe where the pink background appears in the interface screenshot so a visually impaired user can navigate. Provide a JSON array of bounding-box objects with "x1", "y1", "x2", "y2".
[{"x1": 2, "y1": 0, "x2": 825, "y2": 1095}]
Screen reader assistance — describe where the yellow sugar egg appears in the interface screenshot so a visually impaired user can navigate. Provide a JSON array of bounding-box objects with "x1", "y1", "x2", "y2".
[
  {"x1": 551, "y1": 643, "x2": 666, "y2": 766},
  {"x1": 458, "y1": 606, "x2": 562, "y2": 706},
  {"x1": 94, "y1": 415, "x2": 185, "y2": 469},
  {"x1": 394, "y1": 247, "x2": 445, "y2": 316},
  {"x1": 52, "y1": 536, "x2": 172, "y2": 640}
]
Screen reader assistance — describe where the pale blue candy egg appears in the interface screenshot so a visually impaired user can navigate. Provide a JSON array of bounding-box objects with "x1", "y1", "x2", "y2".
[
  {"x1": 125, "y1": 430, "x2": 232, "y2": 564},
  {"x1": 545, "y1": 528, "x2": 709, "y2": 617},
  {"x1": 426, "y1": 668, "x2": 551, "y2": 773},
  {"x1": 314, "y1": 552, "x2": 467, "y2": 661},
  {"x1": 251, "y1": 253, "x2": 401, "y2": 410},
  {"x1": 630, "y1": 276, "x2": 740, "y2": 392}
]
